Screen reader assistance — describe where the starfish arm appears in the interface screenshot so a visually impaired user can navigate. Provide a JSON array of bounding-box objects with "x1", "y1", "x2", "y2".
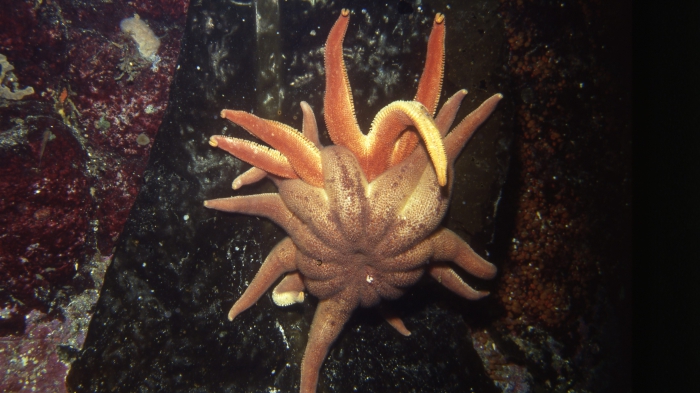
[
  {"x1": 221, "y1": 109, "x2": 324, "y2": 187},
  {"x1": 378, "y1": 306, "x2": 412, "y2": 336},
  {"x1": 435, "y1": 89, "x2": 468, "y2": 137},
  {"x1": 209, "y1": 135, "x2": 297, "y2": 180},
  {"x1": 323, "y1": 9, "x2": 364, "y2": 157},
  {"x1": 430, "y1": 227, "x2": 497, "y2": 279},
  {"x1": 367, "y1": 100, "x2": 448, "y2": 185},
  {"x1": 300, "y1": 101, "x2": 322, "y2": 149},
  {"x1": 204, "y1": 194, "x2": 319, "y2": 251},
  {"x1": 272, "y1": 271, "x2": 306, "y2": 307},
  {"x1": 414, "y1": 13, "x2": 446, "y2": 115},
  {"x1": 428, "y1": 262, "x2": 490, "y2": 300},
  {"x1": 387, "y1": 130, "x2": 418, "y2": 170},
  {"x1": 388, "y1": 13, "x2": 446, "y2": 169},
  {"x1": 388, "y1": 88, "x2": 468, "y2": 168},
  {"x1": 300, "y1": 295, "x2": 355, "y2": 393},
  {"x1": 375, "y1": 158, "x2": 448, "y2": 257},
  {"x1": 367, "y1": 151, "x2": 433, "y2": 245},
  {"x1": 204, "y1": 193, "x2": 294, "y2": 229},
  {"x1": 232, "y1": 167, "x2": 268, "y2": 190},
  {"x1": 321, "y1": 146, "x2": 370, "y2": 244},
  {"x1": 444, "y1": 93, "x2": 503, "y2": 164},
  {"x1": 227, "y1": 237, "x2": 298, "y2": 321}
]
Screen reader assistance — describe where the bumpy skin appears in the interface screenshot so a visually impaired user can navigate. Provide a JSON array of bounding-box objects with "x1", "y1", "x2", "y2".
[
  {"x1": 286, "y1": 145, "x2": 444, "y2": 304},
  {"x1": 204, "y1": 9, "x2": 502, "y2": 393}
]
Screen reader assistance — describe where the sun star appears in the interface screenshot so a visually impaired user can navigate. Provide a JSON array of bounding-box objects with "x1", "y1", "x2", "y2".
[{"x1": 204, "y1": 9, "x2": 502, "y2": 393}]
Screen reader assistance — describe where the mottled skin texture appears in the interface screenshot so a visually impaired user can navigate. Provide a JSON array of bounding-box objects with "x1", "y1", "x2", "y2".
[{"x1": 204, "y1": 9, "x2": 502, "y2": 393}]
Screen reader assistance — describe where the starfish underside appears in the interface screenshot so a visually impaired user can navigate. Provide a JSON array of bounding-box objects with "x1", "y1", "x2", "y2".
[{"x1": 204, "y1": 9, "x2": 502, "y2": 393}]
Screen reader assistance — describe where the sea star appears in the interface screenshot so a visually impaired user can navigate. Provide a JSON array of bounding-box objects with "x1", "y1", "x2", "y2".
[{"x1": 204, "y1": 9, "x2": 502, "y2": 393}]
